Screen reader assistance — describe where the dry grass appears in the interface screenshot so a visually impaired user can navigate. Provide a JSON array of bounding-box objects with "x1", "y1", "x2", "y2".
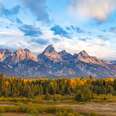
[
  {"x1": 0, "y1": 95, "x2": 116, "y2": 116},
  {"x1": 55, "y1": 102, "x2": 116, "y2": 116}
]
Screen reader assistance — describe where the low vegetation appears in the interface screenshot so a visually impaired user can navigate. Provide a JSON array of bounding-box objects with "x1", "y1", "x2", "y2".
[
  {"x1": 0, "y1": 74, "x2": 115, "y2": 98},
  {"x1": 0, "y1": 74, "x2": 116, "y2": 115}
]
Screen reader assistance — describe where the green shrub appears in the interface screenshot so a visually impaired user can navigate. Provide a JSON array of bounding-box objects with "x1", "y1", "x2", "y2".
[
  {"x1": 90, "y1": 112, "x2": 98, "y2": 116},
  {"x1": 17, "y1": 103, "x2": 28, "y2": 112},
  {"x1": 0, "y1": 106, "x2": 17, "y2": 113},
  {"x1": 75, "y1": 87, "x2": 92, "y2": 102},
  {"x1": 56, "y1": 110, "x2": 80, "y2": 116}
]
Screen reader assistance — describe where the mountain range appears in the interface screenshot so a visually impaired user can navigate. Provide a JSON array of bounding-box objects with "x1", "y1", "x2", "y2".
[{"x1": 0, "y1": 45, "x2": 116, "y2": 78}]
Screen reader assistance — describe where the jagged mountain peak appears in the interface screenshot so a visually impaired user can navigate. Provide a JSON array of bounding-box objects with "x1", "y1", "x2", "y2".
[
  {"x1": 42, "y1": 45, "x2": 62, "y2": 62},
  {"x1": 16, "y1": 48, "x2": 30, "y2": 53},
  {"x1": 74, "y1": 50, "x2": 105, "y2": 65},
  {"x1": 0, "y1": 48, "x2": 14, "y2": 61},
  {"x1": 59, "y1": 50, "x2": 68, "y2": 55},
  {"x1": 59, "y1": 50, "x2": 73, "y2": 58},
  {"x1": 43, "y1": 45, "x2": 55, "y2": 53},
  {"x1": 24, "y1": 48, "x2": 30, "y2": 52},
  {"x1": 0, "y1": 46, "x2": 115, "y2": 77},
  {"x1": 13, "y1": 48, "x2": 38, "y2": 62},
  {"x1": 78, "y1": 50, "x2": 89, "y2": 57},
  {"x1": 0, "y1": 48, "x2": 13, "y2": 53}
]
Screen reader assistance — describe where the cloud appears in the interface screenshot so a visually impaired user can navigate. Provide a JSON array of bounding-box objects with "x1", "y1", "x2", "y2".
[
  {"x1": 53, "y1": 37, "x2": 116, "y2": 59},
  {"x1": 0, "y1": 9, "x2": 115, "y2": 60},
  {"x1": 51, "y1": 25, "x2": 70, "y2": 38},
  {"x1": 109, "y1": 27, "x2": 116, "y2": 33},
  {"x1": 66, "y1": 25, "x2": 84, "y2": 33},
  {"x1": 19, "y1": 24, "x2": 42, "y2": 37},
  {"x1": 32, "y1": 38, "x2": 49, "y2": 45},
  {"x1": 0, "y1": 29, "x2": 27, "y2": 48},
  {"x1": 0, "y1": 28, "x2": 46, "y2": 53},
  {"x1": 69, "y1": 0, "x2": 116, "y2": 21},
  {"x1": 0, "y1": 3, "x2": 20, "y2": 17},
  {"x1": 0, "y1": 2, "x2": 21, "y2": 25},
  {"x1": 22, "y1": 0, "x2": 49, "y2": 22}
]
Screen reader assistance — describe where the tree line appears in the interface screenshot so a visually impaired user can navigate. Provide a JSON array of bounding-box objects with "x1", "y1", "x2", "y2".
[{"x1": 0, "y1": 74, "x2": 116, "y2": 100}]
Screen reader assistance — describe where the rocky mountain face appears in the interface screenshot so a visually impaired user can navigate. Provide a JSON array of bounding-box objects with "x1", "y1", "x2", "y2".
[
  {"x1": 42, "y1": 45, "x2": 62, "y2": 62},
  {"x1": 110, "y1": 61, "x2": 116, "y2": 65},
  {"x1": 0, "y1": 49, "x2": 13, "y2": 61},
  {"x1": 12, "y1": 48, "x2": 38, "y2": 63},
  {"x1": 74, "y1": 50, "x2": 105, "y2": 65},
  {"x1": 0, "y1": 45, "x2": 116, "y2": 78}
]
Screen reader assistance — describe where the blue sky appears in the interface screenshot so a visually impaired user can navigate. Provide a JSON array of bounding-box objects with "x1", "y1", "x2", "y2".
[{"x1": 0, "y1": 0, "x2": 116, "y2": 60}]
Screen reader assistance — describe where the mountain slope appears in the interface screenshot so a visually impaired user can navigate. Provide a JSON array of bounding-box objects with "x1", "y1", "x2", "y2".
[
  {"x1": 74, "y1": 50, "x2": 105, "y2": 65},
  {"x1": 0, "y1": 45, "x2": 115, "y2": 78}
]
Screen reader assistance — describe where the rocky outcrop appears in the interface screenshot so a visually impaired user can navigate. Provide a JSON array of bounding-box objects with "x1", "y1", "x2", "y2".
[
  {"x1": 74, "y1": 50, "x2": 105, "y2": 65},
  {"x1": 0, "y1": 45, "x2": 115, "y2": 78},
  {"x1": 42, "y1": 45, "x2": 62, "y2": 62},
  {"x1": 0, "y1": 51, "x2": 4, "y2": 61},
  {"x1": 12, "y1": 48, "x2": 38, "y2": 63}
]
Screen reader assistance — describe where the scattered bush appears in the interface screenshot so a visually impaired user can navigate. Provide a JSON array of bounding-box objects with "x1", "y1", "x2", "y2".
[{"x1": 75, "y1": 87, "x2": 92, "y2": 102}]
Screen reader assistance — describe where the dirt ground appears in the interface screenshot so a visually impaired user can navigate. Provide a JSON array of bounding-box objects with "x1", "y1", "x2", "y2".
[
  {"x1": 55, "y1": 102, "x2": 116, "y2": 116},
  {"x1": 0, "y1": 102, "x2": 116, "y2": 116}
]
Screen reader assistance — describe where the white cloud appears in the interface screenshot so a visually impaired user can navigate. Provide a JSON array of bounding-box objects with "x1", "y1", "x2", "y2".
[
  {"x1": 52, "y1": 36, "x2": 116, "y2": 60},
  {"x1": 69, "y1": 0, "x2": 116, "y2": 21},
  {"x1": 0, "y1": 30, "x2": 22, "y2": 36},
  {"x1": 0, "y1": 21, "x2": 115, "y2": 59},
  {"x1": 22, "y1": 0, "x2": 49, "y2": 22}
]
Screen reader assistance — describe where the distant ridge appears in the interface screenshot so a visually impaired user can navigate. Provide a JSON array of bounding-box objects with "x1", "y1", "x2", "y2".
[{"x1": 0, "y1": 45, "x2": 116, "y2": 78}]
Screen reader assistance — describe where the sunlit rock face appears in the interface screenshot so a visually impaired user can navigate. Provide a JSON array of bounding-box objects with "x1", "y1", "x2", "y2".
[
  {"x1": 0, "y1": 52, "x2": 4, "y2": 61},
  {"x1": 74, "y1": 50, "x2": 105, "y2": 66},
  {"x1": 12, "y1": 48, "x2": 38, "y2": 63},
  {"x1": 0, "y1": 45, "x2": 115, "y2": 78},
  {"x1": 42, "y1": 45, "x2": 62, "y2": 62},
  {"x1": 0, "y1": 49, "x2": 13, "y2": 62}
]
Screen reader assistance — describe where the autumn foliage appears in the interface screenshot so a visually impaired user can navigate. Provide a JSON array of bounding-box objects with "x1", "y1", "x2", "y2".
[{"x1": 0, "y1": 74, "x2": 115, "y2": 99}]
